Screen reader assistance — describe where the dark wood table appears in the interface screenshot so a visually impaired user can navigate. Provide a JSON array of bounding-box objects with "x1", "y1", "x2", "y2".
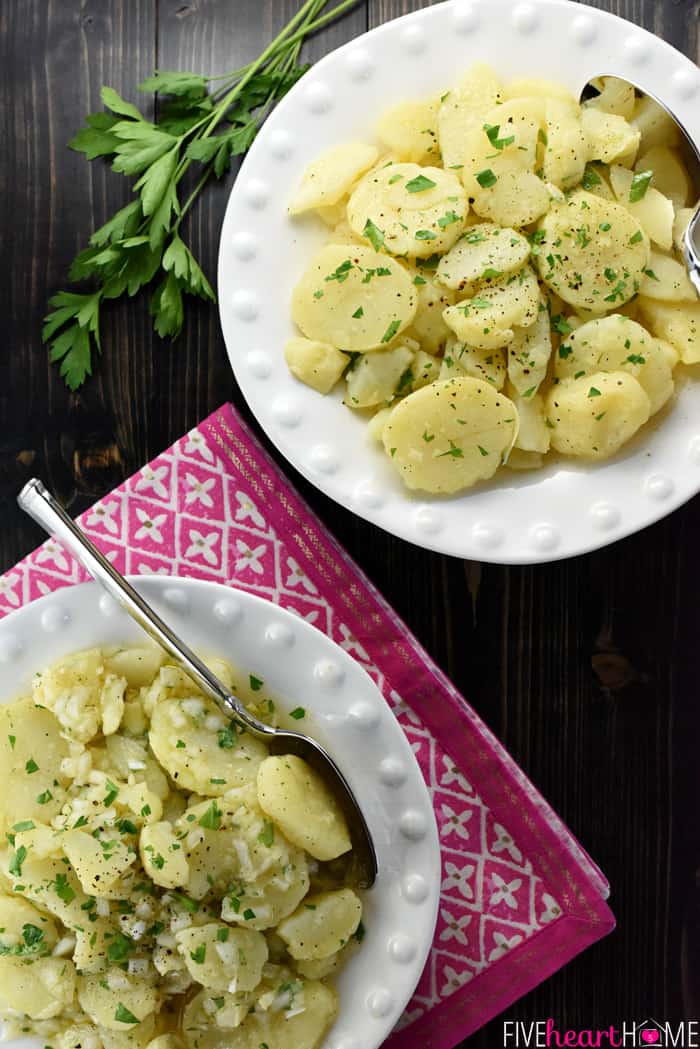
[{"x1": 2, "y1": 0, "x2": 699, "y2": 1041}]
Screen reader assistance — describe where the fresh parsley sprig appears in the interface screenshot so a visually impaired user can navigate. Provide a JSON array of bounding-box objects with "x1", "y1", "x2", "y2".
[{"x1": 43, "y1": 0, "x2": 360, "y2": 389}]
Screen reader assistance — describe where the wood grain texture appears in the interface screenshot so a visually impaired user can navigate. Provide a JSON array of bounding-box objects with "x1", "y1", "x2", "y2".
[{"x1": 1, "y1": 0, "x2": 699, "y2": 1043}]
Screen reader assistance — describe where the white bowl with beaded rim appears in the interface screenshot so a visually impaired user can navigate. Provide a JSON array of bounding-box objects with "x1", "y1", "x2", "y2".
[
  {"x1": 218, "y1": 0, "x2": 700, "y2": 564},
  {"x1": 0, "y1": 576, "x2": 440, "y2": 1049}
]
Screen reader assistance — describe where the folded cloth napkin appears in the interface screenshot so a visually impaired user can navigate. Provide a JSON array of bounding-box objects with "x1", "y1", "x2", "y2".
[{"x1": 0, "y1": 403, "x2": 614, "y2": 1047}]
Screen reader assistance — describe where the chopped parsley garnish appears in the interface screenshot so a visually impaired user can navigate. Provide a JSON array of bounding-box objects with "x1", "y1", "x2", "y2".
[
  {"x1": 362, "y1": 218, "x2": 385, "y2": 252},
  {"x1": 629, "y1": 230, "x2": 643, "y2": 245},
  {"x1": 258, "y1": 820, "x2": 275, "y2": 847},
  {"x1": 522, "y1": 386, "x2": 536, "y2": 398},
  {"x1": 190, "y1": 945, "x2": 206, "y2": 964},
  {"x1": 388, "y1": 173, "x2": 403, "y2": 185},
  {"x1": 482, "y1": 267, "x2": 502, "y2": 280},
  {"x1": 396, "y1": 367, "x2": 413, "y2": 394},
  {"x1": 249, "y1": 674, "x2": 263, "y2": 692},
  {"x1": 243, "y1": 908, "x2": 256, "y2": 921},
  {"x1": 595, "y1": 412, "x2": 607, "y2": 421},
  {"x1": 217, "y1": 725, "x2": 238, "y2": 750},
  {"x1": 588, "y1": 386, "x2": 602, "y2": 398},
  {"x1": 477, "y1": 446, "x2": 489, "y2": 457},
  {"x1": 13, "y1": 821, "x2": 35, "y2": 833},
  {"x1": 290, "y1": 706, "x2": 306, "y2": 720},
  {"x1": 437, "y1": 210, "x2": 461, "y2": 228},
  {"x1": 413, "y1": 275, "x2": 427, "y2": 286},
  {"x1": 352, "y1": 306, "x2": 364, "y2": 319},
  {"x1": 381, "y1": 319, "x2": 401, "y2": 344},
  {"x1": 103, "y1": 781, "x2": 119, "y2": 806},
  {"x1": 599, "y1": 222, "x2": 612, "y2": 232},
  {"x1": 581, "y1": 163, "x2": 602, "y2": 190},
  {"x1": 107, "y1": 932, "x2": 134, "y2": 963},
  {"x1": 405, "y1": 174, "x2": 437, "y2": 193},
  {"x1": 324, "y1": 259, "x2": 353, "y2": 284},
  {"x1": 51, "y1": 874, "x2": 75, "y2": 904},
  {"x1": 604, "y1": 267, "x2": 617, "y2": 282},
  {"x1": 414, "y1": 229, "x2": 436, "y2": 241},
  {"x1": 483, "y1": 123, "x2": 515, "y2": 150},
  {"x1": 464, "y1": 230, "x2": 486, "y2": 245},
  {"x1": 313, "y1": 289, "x2": 324, "y2": 299},
  {"x1": 198, "y1": 801, "x2": 222, "y2": 831},
  {"x1": 114, "y1": 1003, "x2": 140, "y2": 1025},
  {"x1": 151, "y1": 853, "x2": 165, "y2": 870},
  {"x1": 217, "y1": 927, "x2": 229, "y2": 942},
  {"x1": 25, "y1": 758, "x2": 39, "y2": 775},
  {"x1": 9, "y1": 846, "x2": 27, "y2": 878},
  {"x1": 551, "y1": 315, "x2": 572, "y2": 335},
  {"x1": 117, "y1": 819, "x2": 138, "y2": 835},
  {"x1": 603, "y1": 280, "x2": 627, "y2": 303},
  {"x1": 642, "y1": 268, "x2": 659, "y2": 281},
  {"x1": 627, "y1": 354, "x2": 646, "y2": 365},
  {"x1": 73, "y1": 816, "x2": 88, "y2": 829},
  {"x1": 558, "y1": 344, "x2": 573, "y2": 360},
  {"x1": 437, "y1": 440, "x2": 464, "y2": 459},
  {"x1": 175, "y1": 739, "x2": 186, "y2": 749},
  {"x1": 475, "y1": 168, "x2": 497, "y2": 189},
  {"x1": 538, "y1": 128, "x2": 548, "y2": 147},
  {"x1": 140, "y1": 805, "x2": 152, "y2": 818},
  {"x1": 36, "y1": 790, "x2": 53, "y2": 805},
  {"x1": 173, "y1": 893, "x2": 198, "y2": 913},
  {"x1": 629, "y1": 170, "x2": 653, "y2": 203},
  {"x1": 422, "y1": 431, "x2": 435, "y2": 443},
  {"x1": 7, "y1": 736, "x2": 15, "y2": 750}
]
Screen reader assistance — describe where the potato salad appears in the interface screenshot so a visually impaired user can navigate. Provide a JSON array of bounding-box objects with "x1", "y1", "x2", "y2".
[
  {"x1": 286, "y1": 65, "x2": 699, "y2": 493},
  {"x1": 0, "y1": 645, "x2": 362, "y2": 1049}
]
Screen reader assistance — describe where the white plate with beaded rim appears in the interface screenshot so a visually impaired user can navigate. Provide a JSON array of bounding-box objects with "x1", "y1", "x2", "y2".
[
  {"x1": 0, "y1": 577, "x2": 440, "y2": 1049},
  {"x1": 218, "y1": 0, "x2": 700, "y2": 564}
]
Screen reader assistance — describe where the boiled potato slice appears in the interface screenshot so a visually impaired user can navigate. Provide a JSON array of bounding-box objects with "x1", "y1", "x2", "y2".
[
  {"x1": 509, "y1": 387, "x2": 550, "y2": 453},
  {"x1": 104, "y1": 734, "x2": 169, "y2": 800},
  {"x1": 404, "y1": 270, "x2": 456, "y2": 352},
  {"x1": 291, "y1": 244, "x2": 417, "y2": 351},
  {"x1": 504, "y1": 78, "x2": 577, "y2": 104},
  {"x1": 367, "y1": 405, "x2": 393, "y2": 443},
  {"x1": 635, "y1": 146, "x2": 692, "y2": 208},
  {"x1": 256, "y1": 755, "x2": 351, "y2": 862},
  {"x1": 536, "y1": 190, "x2": 649, "y2": 311},
  {"x1": 63, "y1": 829, "x2": 136, "y2": 897},
  {"x1": 0, "y1": 699, "x2": 69, "y2": 830},
  {"x1": 506, "y1": 448, "x2": 545, "y2": 470},
  {"x1": 469, "y1": 171, "x2": 550, "y2": 229},
  {"x1": 101, "y1": 1018, "x2": 157, "y2": 1049},
  {"x1": 288, "y1": 143, "x2": 379, "y2": 215},
  {"x1": 639, "y1": 251, "x2": 697, "y2": 302},
  {"x1": 146, "y1": 1038, "x2": 186, "y2": 1049},
  {"x1": 637, "y1": 299, "x2": 700, "y2": 363},
  {"x1": 673, "y1": 207, "x2": 695, "y2": 252},
  {"x1": 581, "y1": 108, "x2": 640, "y2": 165},
  {"x1": 437, "y1": 63, "x2": 503, "y2": 170},
  {"x1": 58, "y1": 1023, "x2": 104, "y2": 1049},
  {"x1": 0, "y1": 956, "x2": 76, "y2": 1020},
  {"x1": 440, "y1": 339, "x2": 506, "y2": 389},
  {"x1": 277, "y1": 889, "x2": 362, "y2": 960},
  {"x1": 382, "y1": 377, "x2": 517, "y2": 493},
  {"x1": 584, "y1": 77, "x2": 635, "y2": 120},
  {"x1": 32, "y1": 648, "x2": 126, "y2": 743},
  {"x1": 555, "y1": 315, "x2": 673, "y2": 415},
  {"x1": 175, "y1": 923, "x2": 268, "y2": 993},
  {"x1": 443, "y1": 266, "x2": 540, "y2": 350},
  {"x1": 546, "y1": 371, "x2": 650, "y2": 459},
  {"x1": 284, "y1": 337, "x2": 348, "y2": 394},
  {"x1": 74, "y1": 918, "x2": 117, "y2": 974},
  {"x1": 507, "y1": 300, "x2": 552, "y2": 396},
  {"x1": 149, "y1": 697, "x2": 268, "y2": 796},
  {"x1": 103, "y1": 645, "x2": 165, "y2": 688},
  {"x1": 376, "y1": 96, "x2": 441, "y2": 164},
  {"x1": 609, "y1": 164, "x2": 674, "y2": 250},
  {"x1": 13, "y1": 820, "x2": 64, "y2": 861},
  {"x1": 543, "y1": 99, "x2": 588, "y2": 189},
  {"x1": 6, "y1": 853, "x2": 89, "y2": 927},
  {"x1": 78, "y1": 971, "x2": 159, "y2": 1031},
  {"x1": 631, "y1": 94, "x2": 681, "y2": 151},
  {"x1": 345, "y1": 345, "x2": 413, "y2": 407},
  {"x1": 347, "y1": 162, "x2": 467, "y2": 257},
  {"x1": 140, "y1": 820, "x2": 190, "y2": 889},
  {"x1": 0, "y1": 894, "x2": 57, "y2": 954},
  {"x1": 436, "y1": 223, "x2": 530, "y2": 291}
]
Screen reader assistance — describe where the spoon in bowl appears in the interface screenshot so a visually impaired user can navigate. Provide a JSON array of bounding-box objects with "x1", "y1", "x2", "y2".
[
  {"x1": 18, "y1": 477, "x2": 378, "y2": 888},
  {"x1": 579, "y1": 74, "x2": 700, "y2": 294}
]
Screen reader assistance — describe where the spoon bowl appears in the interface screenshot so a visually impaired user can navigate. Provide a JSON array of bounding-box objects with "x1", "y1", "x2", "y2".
[
  {"x1": 580, "y1": 74, "x2": 700, "y2": 294},
  {"x1": 17, "y1": 477, "x2": 378, "y2": 888}
]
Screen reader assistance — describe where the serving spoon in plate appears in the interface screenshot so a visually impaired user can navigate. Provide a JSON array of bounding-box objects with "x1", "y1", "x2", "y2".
[
  {"x1": 580, "y1": 74, "x2": 700, "y2": 295},
  {"x1": 18, "y1": 477, "x2": 378, "y2": 889}
]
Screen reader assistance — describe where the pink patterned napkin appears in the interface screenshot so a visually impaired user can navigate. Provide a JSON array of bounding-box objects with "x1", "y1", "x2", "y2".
[{"x1": 0, "y1": 404, "x2": 614, "y2": 1048}]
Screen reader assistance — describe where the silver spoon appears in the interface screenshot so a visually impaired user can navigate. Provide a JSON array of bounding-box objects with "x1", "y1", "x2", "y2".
[
  {"x1": 18, "y1": 477, "x2": 378, "y2": 888},
  {"x1": 580, "y1": 75, "x2": 700, "y2": 295}
]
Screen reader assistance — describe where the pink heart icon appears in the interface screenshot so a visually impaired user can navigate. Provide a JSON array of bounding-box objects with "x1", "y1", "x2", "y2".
[{"x1": 641, "y1": 1032, "x2": 660, "y2": 1045}]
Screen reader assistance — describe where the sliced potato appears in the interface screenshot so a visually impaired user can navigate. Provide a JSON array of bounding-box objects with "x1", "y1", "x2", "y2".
[
  {"x1": 443, "y1": 267, "x2": 540, "y2": 350},
  {"x1": 63, "y1": 829, "x2": 136, "y2": 897},
  {"x1": 673, "y1": 207, "x2": 695, "y2": 253},
  {"x1": 635, "y1": 145, "x2": 692, "y2": 209},
  {"x1": 437, "y1": 63, "x2": 504, "y2": 170},
  {"x1": 139, "y1": 820, "x2": 190, "y2": 889},
  {"x1": 257, "y1": 756, "x2": 351, "y2": 862},
  {"x1": 554, "y1": 315, "x2": 674, "y2": 415},
  {"x1": 536, "y1": 190, "x2": 649, "y2": 311},
  {"x1": 505, "y1": 448, "x2": 545, "y2": 470},
  {"x1": 509, "y1": 387, "x2": 550, "y2": 454},
  {"x1": 78, "y1": 971, "x2": 159, "y2": 1031},
  {"x1": 543, "y1": 99, "x2": 588, "y2": 189},
  {"x1": 507, "y1": 299, "x2": 552, "y2": 396},
  {"x1": 0, "y1": 894, "x2": 58, "y2": 954},
  {"x1": 347, "y1": 162, "x2": 467, "y2": 257},
  {"x1": 0, "y1": 956, "x2": 76, "y2": 1020},
  {"x1": 288, "y1": 142, "x2": 379, "y2": 215},
  {"x1": 366, "y1": 405, "x2": 393, "y2": 442},
  {"x1": 608, "y1": 165, "x2": 675, "y2": 250},
  {"x1": 277, "y1": 889, "x2": 362, "y2": 960},
  {"x1": 637, "y1": 299, "x2": 700, "y2": 364},
  {"x1": 404, "y1": 270, "x2": 456, "y2": 353},
  {"x1": 503, "y1": 78, "x2": 578, "y2": 104},
  {"x1": 382, "y1": 377, "x2": 517, "y2": 493},
  {"x1": 546, "y1": 371, "x2": 650, "y2": 459},
  {"x1": 175, "y1": 923, "x2": 268, "y2": 993},
  {"x1": 284, "y1": 337, "x2": 348, "y2": 394},
  {"x1": 103, "y1": 645, "x2": 165, "y2": 688},
  {"x1": 436, "y1": 223, "x2": 530, "y2": 291},
  {"x1": 291, "y1": 244, "x2": 417, "y2": 351},
  {"x1": 0, "y1": 700, "x2": 69, "y2": 830},
  {"x1": 584, "y1": 77, "x2": 635, "y2": 120},
  {"x1": 581, "y1": 107, "x2": 640, "y2": 164},
  {"x1": 375, "y1": 96, "x2": 441, "y2": 164},
  {"x1": 440, "y1": 338, "x2": 506, "y2": 389},
  {"x1": 344, "y1": 345, "x2": 413, "y2": 407},
  {"x1": 631, "y1": 94, "x2": 681, "y2": 152},
  {"x1": 638, "y1": 252, "x2": 697, "y2": 302}
]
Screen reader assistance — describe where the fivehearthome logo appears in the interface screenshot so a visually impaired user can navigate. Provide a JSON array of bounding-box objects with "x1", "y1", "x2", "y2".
[{"x1": 502, "y1": 1018, "x2": 700, "y2": 1047}]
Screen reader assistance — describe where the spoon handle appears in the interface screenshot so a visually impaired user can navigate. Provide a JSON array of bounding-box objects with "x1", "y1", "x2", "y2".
[{"x1": 17, "y1": 478, "x2": 271, "y2": 737}]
